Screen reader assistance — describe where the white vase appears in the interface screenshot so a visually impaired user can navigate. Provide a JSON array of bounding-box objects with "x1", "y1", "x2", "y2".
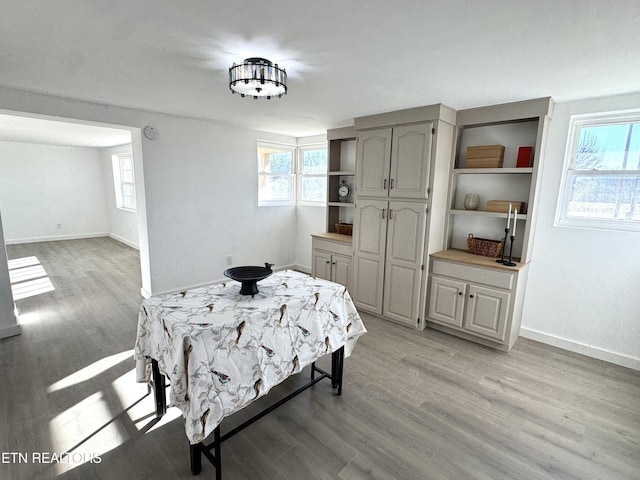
[{"x1": 464, "y1": 193, "x2": 480, "y2": 210}]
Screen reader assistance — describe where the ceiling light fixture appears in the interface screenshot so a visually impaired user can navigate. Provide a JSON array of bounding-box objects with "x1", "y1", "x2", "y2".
[{"x1": 228, "y1": 57, "x2": 287, "y2": 99}]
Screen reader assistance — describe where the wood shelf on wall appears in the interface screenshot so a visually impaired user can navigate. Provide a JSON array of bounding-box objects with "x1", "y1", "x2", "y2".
[
  {"x1": 450, "y1": 209, "x2": 528, "y2": 219},
  {"x1": 453, "y1": 167, "x2": 533, "y2": 175}
]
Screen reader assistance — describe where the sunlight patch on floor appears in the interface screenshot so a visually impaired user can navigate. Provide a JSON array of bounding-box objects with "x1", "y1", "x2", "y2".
[
  {"x1": 47, "y1": 350, "x2": 134, "y2": 394},
  {"x1": 49, "y1": 391, "x2": 127, "y2": 475},
  {"x1": 8, "y1": 255, "x2": 55, "y2": 300}
]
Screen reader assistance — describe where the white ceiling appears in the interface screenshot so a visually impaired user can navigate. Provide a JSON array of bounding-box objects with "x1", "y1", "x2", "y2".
[{"x1": 1, "y1": 1, "x2": 640, "y2": 138}]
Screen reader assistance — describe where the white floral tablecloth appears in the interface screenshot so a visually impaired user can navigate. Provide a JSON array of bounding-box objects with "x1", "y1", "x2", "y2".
[{"x1": 134, "y1": 270, "x2": 366, "y2": 444}]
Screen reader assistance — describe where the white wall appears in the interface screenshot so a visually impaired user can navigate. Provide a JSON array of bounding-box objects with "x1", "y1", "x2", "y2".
[
  {"x1": 295, "y1": 134, "x2": 328, "y2": 271},
  {"x1": 522, "y1": 92, "x2": 640, "y2": 369},
  {"x1": 0, "y1": 141, "x2": 108, "y2": 243},
  {"x1": 0, "y1": 211, "x2": 20, "y2": 338},
  {"x1": 0, "y1": 87, "x2": 298, "y2": 296},
  {"x1": 101, "y1": 144, "x2": 139, "y2": 249},
  {"x1": 295, "y1": 205, "x2": 326, "y2": 271}
]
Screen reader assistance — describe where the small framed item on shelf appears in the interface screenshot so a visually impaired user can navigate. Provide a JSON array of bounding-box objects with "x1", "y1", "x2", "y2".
[
  {"x1": 516, "y1": 146, "x2": 534, "y2": 167},
  {"x1": 466, "y1": 145, "x2": 505, "y2": 168}
]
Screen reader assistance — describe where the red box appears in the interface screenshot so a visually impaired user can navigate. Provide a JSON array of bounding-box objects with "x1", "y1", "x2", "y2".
[{"x1": 517, "y1": 146, "x2": 534, "y2": 168}]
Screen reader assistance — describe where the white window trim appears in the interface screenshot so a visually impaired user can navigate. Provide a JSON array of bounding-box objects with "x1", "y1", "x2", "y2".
[
  {"x1": 555, "y1": 110, "x2": 640, "y2": 233},
  {"x1": 258, "y1": 141, "x2": 297, "y2": 206},
  {"x1": 111, "y1": 152, "x2": 137, "y2": 213},
  {"x1": 297, "y1": 143, "x2": 328, "y2": 206},
  {"x1": 257, "y1": 141, "x2": 327, "y2": 207}
]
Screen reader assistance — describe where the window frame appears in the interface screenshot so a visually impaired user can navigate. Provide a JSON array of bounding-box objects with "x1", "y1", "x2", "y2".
[
  {"x1": 257, "y1": 141, "x2": 327, "y2": 207},
  {"x1": 111, "y1": 151, "x2": 137, "y2": 212},
  {"x1": 297, "y1": 144, "x2": 328, "y2": 206},
  {"x1": 257, "y1": 142, "x2": 297, "y2": 206},
  {"x1": 555, "y1": 110, "x2": 640, "y2": 232}
]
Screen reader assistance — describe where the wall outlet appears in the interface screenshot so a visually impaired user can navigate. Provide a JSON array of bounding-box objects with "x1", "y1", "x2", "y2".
[
  {"x1": 226, "y1": 255, "x2": 233, "y2": 265},
  {"x1": 56, "y1": 223, "x2": 62, "y2": 230}
]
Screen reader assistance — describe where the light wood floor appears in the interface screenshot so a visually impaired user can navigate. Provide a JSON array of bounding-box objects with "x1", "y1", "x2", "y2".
[{"x1": 1, "y1": 238, "x2": 639, "y2": 480}]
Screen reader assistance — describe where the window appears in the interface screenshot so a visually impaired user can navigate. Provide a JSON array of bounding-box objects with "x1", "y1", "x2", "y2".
[
  {"x1": 557, "y1": 112, "x2": 640, "y2": 231},
  {"x1": 112, "y1": 152, "x2": 136, "y2": 211},
  {"x1": 298, "y1": 146, "x2": 328, "y2": 204},
  {"x1": 257, "y1": 142, "x2": 327, "y2": 206},
  {"x1": 258, "y1": 143, "x2": 296, "y2": 205}
]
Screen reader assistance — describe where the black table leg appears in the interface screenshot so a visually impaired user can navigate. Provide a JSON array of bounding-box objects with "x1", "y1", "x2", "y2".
[
  {"x1": 190, "y1": 443, "x2": 202, "y2": 475},
  {"x1": 151, "y1": 359, "x2": 166, "y2": 418},
  {"x1": 332, "y1": 347, "x2": 344, "y2": 395}
]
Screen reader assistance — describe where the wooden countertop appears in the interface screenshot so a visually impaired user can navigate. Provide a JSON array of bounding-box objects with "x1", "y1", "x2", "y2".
[
  {"x1": 311, "y1": 232, "x2": 353, "y2": 244},
  {"x1": 430, "y1": 249, "x2": 528, "y2": 271}
]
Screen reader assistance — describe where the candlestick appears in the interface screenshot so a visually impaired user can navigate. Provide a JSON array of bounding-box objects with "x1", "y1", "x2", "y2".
[
  {"x1": 512, "y1": 209, "x2": 517, "y2": 236},
  {"x1": 504, "y1": 235, "x2": 517, "y2": 267},
  {"x1": 506, "y1": 203, "x2": 512, "y2": 229},
  {"x1": 496, "y1": 227, "x2": 510, "y2": 264}
]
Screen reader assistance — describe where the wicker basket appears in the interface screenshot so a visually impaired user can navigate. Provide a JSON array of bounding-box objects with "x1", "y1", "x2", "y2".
[
  {"x1": 336, "y1": 223, "x2": 353, "y2": 235},
  {"x1": 467, "y1": 234, "x2": 504, "y2": 258},
  {"x1": 335, "y1": 223, "x2": 353, "y2": 236}
]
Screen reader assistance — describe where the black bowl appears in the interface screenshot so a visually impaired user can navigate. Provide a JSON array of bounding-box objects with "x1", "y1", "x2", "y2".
[{"x1": 224, "y1": 263, "x2": 274, "y2": 295}]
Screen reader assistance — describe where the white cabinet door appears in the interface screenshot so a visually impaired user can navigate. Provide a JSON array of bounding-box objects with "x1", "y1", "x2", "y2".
[
  {"x1": 352, "y1": 199, "x2": 388, "y2": 314},
  {"x1": 428, "y1": 276, "x2": 466, "y2": 327},
  {"x1": 382, "y1": 201, "x2": 426, "y2": 326},
  {"x1": 331, "y1": 253, "x2": 352, "y2": 288},
  {"x1": 389, "y1": 123, "x2": 432, "y2": 199},
  {"x1": 312, "y1": 250, "x2": 332, "y2": 281},
  {"x1": 464, "y1": 285, "x2": 510, "y2": 341},
  {"x1": 356, "y1": 128, "x2": 392, "y2": 198}
]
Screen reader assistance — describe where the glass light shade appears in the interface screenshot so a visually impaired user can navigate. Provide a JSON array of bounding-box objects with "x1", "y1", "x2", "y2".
[{"x1": 229, "y1": 58, "x2": 287, "y2": 99}]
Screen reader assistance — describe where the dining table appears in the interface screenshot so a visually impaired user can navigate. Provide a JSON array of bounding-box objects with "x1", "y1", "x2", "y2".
[{"x1": 134, "y1": 269, "x2": 366, "y2": 479}]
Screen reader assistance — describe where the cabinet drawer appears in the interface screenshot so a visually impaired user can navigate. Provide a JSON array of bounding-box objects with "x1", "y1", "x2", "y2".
[
  {"x1": 431, "y1": 260, "x2": 514, "y2": 290},
  {"x1": 312, "y1": 238, "x2": 353, "y2": 257}
]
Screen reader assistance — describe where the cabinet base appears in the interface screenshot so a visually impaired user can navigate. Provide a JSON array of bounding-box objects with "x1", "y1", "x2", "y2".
[{"x1": 425, "y1": 321, "x2": 515, "y2": 352}]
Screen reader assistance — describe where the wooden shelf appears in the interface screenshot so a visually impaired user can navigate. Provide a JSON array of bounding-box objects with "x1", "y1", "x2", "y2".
[
  {"x1": 453, "y1": 168, "x2": 533, "y2": 175},
  {"x1": 328, "y1": 171, "x2": 356, "y2": 176},
  {"x1": 311, "y1": 232, "x2": 352, "y2": 244},
  {"x1": 431, "y1": 249, "x2": 527, "y2": 271},
  {"x1": 328, "y1": 201, "x2": 354, "y2": 207},
  {"x1": 450, "y1": 209, "x2": 528, "y2": 219}
]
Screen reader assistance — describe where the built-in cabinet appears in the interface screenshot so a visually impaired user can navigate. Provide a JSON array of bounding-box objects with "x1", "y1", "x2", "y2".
[
  {"x1": 311, "y1": 233, "x2": 352, "y2": 289},
  {"x1": 428, "y1": 252, "x2": 527, "y2": 349},
  {"x1": 355, "y1": 123, "x2": 433, "y2": 199},
  {"x1": 352, "y1": 199, "x2": 426, "y2": 325},
  {"x1": 426, "y1": 98, "x2": 553, "y2": 351},
  {"x1": 351, "y1": 105, "x2": 456, "y2": 328},
  {"x1": 312, "y1": 98, "x2": 553, "y2": 351}
]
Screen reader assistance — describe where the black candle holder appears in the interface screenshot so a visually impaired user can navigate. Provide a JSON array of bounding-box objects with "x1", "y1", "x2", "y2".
[
  {"x1": 496, "y1": 227, "x2": 510, "y2": 264},
  {"x1": 504, "y1": 235, "x2": 517, "y2": 267}
]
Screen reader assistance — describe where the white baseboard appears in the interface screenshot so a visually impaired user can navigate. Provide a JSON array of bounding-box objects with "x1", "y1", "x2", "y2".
[
  {"x1": 292, "y1": 264, "x2": 311, "y2": 275},
  {"x1": 0, "y1": 323, "x2": 21, "y2": 339},
  {"x1": 520, "y1": 327, "x2": 640, "y2": 371},
  {"x1": 108, "y1": 233, "x2": 139, "y2": 250},
  {"x1": 5, "y1": 232, "x2": 108, "y2": 245}
]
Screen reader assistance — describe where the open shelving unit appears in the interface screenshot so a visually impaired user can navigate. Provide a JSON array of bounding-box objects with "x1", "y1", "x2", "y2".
[{"x1": 326, "y1": 126, "x2": 357, "y2": 237}]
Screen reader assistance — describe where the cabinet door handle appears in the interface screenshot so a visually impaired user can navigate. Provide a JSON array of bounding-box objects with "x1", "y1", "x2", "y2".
[
  {"x1": 389, "y1": 209, "x2": 393, "y2": 219},
  {"x1": 383, "y1": 179, "x2": 388, "y2": 190},
  {"x1": 381, "y1": 208, "x2": 386, "y2": 219},
  {"x1": 469, "y1": 294, "x2": 474, "y2": 299},
  {"x1": 390, "y1": 178, "x2": 394, "y2": 189},
  {"x1": 332, "y1": 262, "x2": 336, "y2": 265},
  {"x1": 458, "y1": 292, "x2": 463, "y2": 296},
  {"x1": 326, "y1": 261, "x2": 330, "y2": 264}
]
